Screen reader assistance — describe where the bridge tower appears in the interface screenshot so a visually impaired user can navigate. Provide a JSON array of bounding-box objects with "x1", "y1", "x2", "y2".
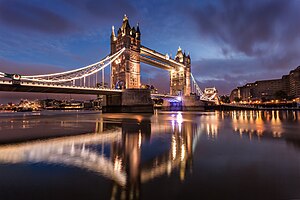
[
  {"x1": 170, "y1": 47, "x2": 191, "y2": 96},
  {"x1": 110, "y1": 15, "x2": 141, "y2": 89}
]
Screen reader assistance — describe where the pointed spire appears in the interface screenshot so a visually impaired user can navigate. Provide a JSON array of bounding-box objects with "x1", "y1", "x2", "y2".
[
  {"x1": 131, "y1": 27, "x2": 136, "y2": 36},
  {"x1": 121, "y1": 14, "x2": 131, "y2": 35},
  {"x1": 165, "y1": 53, "x2": 170, "y2": 60},
  {"x1": 136, "y1": 22, "x2": 141, "y2": 40},
  {"x1": 111, "y1": 25, "x2": 115, "y2": 37},
  {"x1": 175, "y1": 46, "x2": 184, "y2": 62},
  {"x1": 123, "y1": 14, "x2": 128, "y2": 21},
  {"x1": 136, "y1": 23, "x2": 140, "y2": 33},
  {"x1": 187, "y1": 52, "x2": 190, "y2": 58}
]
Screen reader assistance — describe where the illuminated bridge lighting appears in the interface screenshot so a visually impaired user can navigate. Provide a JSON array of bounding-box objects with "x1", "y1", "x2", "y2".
[{"x1": 0, "y1": 15, "x2": 219, "y2": 104}]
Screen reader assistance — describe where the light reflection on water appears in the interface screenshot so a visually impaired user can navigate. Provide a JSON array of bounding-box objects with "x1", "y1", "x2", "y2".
[
  {"x1": 231, "y1": 110, "x2": 300, "y2": 140},
  {"x1": 0, "y1": 110, "x2": 299, "y2": 200}
]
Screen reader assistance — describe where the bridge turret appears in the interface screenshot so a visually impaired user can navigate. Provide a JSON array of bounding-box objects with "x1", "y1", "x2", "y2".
[
  {"x1": 110, "y1": 26, "x2": 117, "y2": 53},
  {"x1": 110, "y1": 15, "x2": 141, "y2": 89},
  {"x1": 131, "y1": 27, "x2": 136, "y2": 35},
  {"x1": 184, "y1": 52, "x2": 191, "y2": 96},
  {"x1": 136, "y1": 23, "x2": 141, "y2": 40},
  {"x1": 121, "y1": 15, "x2": 130, "y2": 34},
  {"x1": 111, "y1": 26, "x2": 116, "y2": 39},
  {"x1": 186, "y1": 53, "x2": 191, "y2": 63},
  {"x1": 170, "y1": 46, "x2": 191, "y2": 96},
  {"x1": 175, "y1": 46, "x2": 184, "y2": 63}
]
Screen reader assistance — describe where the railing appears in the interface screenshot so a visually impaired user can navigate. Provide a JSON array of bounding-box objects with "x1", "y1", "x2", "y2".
[
  {"x1": 0, "y1": 80, "x2": 122, "y2": 92},
  {"x1": 0, "y1": 48, "x2": 125, "y2": 84}
]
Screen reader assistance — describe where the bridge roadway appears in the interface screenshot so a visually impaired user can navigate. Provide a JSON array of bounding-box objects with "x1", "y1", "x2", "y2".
[
  {"x1": 0, "y1": 80, "x2": 122, "y2": 95},
  {"x1": 0, "y1": 80, "x2": 181, "y2": 101}
]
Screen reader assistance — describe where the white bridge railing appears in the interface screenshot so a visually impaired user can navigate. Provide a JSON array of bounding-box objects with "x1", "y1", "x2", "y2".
[
  {"x1": 0, "y1": 48, "x2": 125, "y2": 85},
  {"x1": 21, "y1": 48, "x2": 125, "y2": 83}
]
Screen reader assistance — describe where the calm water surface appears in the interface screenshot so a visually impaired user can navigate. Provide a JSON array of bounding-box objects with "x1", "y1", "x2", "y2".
[{"x1": 0, "y1": 110, "x2": 299, "y2": 200}]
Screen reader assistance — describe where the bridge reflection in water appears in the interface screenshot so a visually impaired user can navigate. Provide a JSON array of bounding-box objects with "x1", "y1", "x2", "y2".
[
  {"x1": 0, "y1": 112, "x2": 202, "y2": 199},
  {"x1": 0, "y1": 111, "x2": 299, "y2": 199}
]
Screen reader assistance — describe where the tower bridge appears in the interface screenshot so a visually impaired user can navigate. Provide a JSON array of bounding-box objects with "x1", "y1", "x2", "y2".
[
  {"x1": 110, "y1": 16, "x2": 191, "y2": 96},
  {"x1": 0, "y1": 15, "x2": 218, "y2": 112}
]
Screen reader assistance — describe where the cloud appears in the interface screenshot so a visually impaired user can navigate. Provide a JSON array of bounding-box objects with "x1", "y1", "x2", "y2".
[
  {"x1": 62, "y1": 0, "x2": 137, "y2": 23},
  {"x1": 0, "y1": 58, "x2": 63, "y2": 75},
  {"x1": 86, "y1": 0, "x2": 136, "y2": 18},
  {"x1": 189, "y1": 1, "x2": 290, "y2": 55},
  {"x1": 0, "y1": 58, "x2": 95, "y2": 104},
  {"x1": 141, "y1": 64, "x2": 170, "y2": 93},
  {"x1": 191, "y1": 57, "x2": 295, "y2": 95},
  {"x1": 0, "y1": 1, "x2": 76, "y2": 34},
  {"x1": 179, "y1": 0, "x2": 300, "y2": 94}
]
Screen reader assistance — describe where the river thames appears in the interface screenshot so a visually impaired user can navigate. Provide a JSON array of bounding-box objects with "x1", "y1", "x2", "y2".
[{"x1": 0, "y1": 110, "x2": 299, "y2": 200}]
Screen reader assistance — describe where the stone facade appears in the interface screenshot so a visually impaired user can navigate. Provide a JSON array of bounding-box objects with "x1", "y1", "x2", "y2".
[
  {"x1": 102, "y1": 89, "x2": 153, "y2": 113},
  {"x1": 170, "y1": 47, "x2": 191, "y2": 96},
  {"x1": 110, "y1": 15, "x2": 141, "y2": 89}
]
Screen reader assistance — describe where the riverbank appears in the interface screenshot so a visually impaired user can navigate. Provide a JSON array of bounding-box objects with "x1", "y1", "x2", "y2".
[
  {"x1": 214, "y1": 103, "x2": 300, "y2": 111},
  {"x1": 0, "y1": 110, "x2": 101, "y2": 117}
]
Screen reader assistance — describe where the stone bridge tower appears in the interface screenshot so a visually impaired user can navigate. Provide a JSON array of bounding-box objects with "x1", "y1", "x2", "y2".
[
  {"x1": 170, "y1": 47, "x2": 191, "y2": 96},
  {"x1": 110, "y1": 15, "x2": 141, "y2": 89}
]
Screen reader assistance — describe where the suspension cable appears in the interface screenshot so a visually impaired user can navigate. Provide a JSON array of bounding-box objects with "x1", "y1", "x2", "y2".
[
  {"x1": 190, "y1": 73, "x2": 203, "y2": 96},
  {"x1": 22, "y1": 48, "x2": 125, "y2": 79}
]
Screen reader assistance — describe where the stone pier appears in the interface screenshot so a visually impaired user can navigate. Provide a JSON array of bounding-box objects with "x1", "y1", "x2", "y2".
[
  {"x1": 182, "y1": 96, "x2": 205, "y2": 111},
  {"x1": 102, "y1": 89, "x2": 153, "y2": 113},
  {"x1": 161, "y1": 95, "x2": 205, "y2": 111}
]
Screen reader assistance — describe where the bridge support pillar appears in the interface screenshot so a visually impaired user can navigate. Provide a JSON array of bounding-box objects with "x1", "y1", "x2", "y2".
[
  {"x1": 161, "y1": 100, "x2": 182, "y2": 111},
  {"x1": 102, "y1": 89, "x2": 153, "y2": 113},
  {"x1": 182, "y1": 96, "x2": 205, "y2": 111},
  {"x1": 160, "y1": 96, "x2": 205, "y2": 111}
]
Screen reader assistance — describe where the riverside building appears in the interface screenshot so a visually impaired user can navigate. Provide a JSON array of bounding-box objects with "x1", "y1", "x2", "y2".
[{"x1": 230, "y1": 66, "x2": 300, "y2": 101}]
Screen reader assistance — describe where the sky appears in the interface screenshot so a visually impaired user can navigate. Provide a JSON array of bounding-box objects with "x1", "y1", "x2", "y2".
[{"x1": 0, "y1": 0, "x2": 300, "y2": 103}]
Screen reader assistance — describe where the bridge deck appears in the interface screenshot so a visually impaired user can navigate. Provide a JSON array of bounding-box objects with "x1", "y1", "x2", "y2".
[{"x1": 0, "y1": 80, "x2": 122, "y2": 95}]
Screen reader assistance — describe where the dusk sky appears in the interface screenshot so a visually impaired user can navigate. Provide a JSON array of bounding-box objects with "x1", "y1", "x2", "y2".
[{"x1": 1, "y1": 0, "x2": 300, "y2": 102}]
